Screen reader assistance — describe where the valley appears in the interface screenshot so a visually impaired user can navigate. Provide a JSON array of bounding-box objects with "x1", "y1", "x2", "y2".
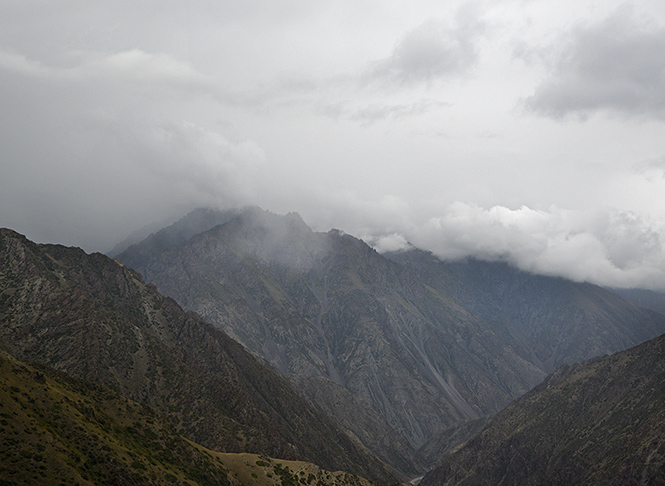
[{"x1": 2, "y1": 209, "x2": 665, "y2": 485}]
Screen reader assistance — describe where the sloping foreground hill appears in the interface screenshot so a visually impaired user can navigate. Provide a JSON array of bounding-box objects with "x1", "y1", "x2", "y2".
[
  {"x1": 422, "y1": 333, "x2": 665, "y2": 486},
  {"x1": 0, "y1": 352, "x2": 232, "y2": 485},
  {"x1": 0, "y1": 228, "x2": 397, "y2": 483},
  {"x1": 0, "y1": 352, "x2": 387, "y2": 486}
]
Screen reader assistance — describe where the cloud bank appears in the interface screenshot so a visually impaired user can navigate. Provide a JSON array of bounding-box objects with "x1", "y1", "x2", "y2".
[
  {"x1": 2, "y1": 0, "x2": 665, "y2": 291},
  {"x1": 399, "y1": 203, "x2": 665, "y2": 291}
]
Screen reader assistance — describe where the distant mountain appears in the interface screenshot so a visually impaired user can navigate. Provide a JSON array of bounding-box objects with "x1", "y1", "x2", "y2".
[
  {"x1": 0, "y1": 228, "x2": 398, "y2": 483},
  {"x1": 108, "y1": 207, "x2": 242, "y2": 258},
  {"x1": 116, "y1": 207, "x2": 665, "y2": 475},
  {"x1": 117, "y1": 209, "x2": 546, "y2": 462},
  {"x1": 608, "y1": 287, "x2": 665, "y2": 316},
  {"x1": 389, "y1": 252, "x2": 665, "y2": 373},
  {"x1": 422, "y1": 332, "x2": 665, "y2": 486},
  {"x1": 0, "y1": 352, "x2": 386, "y2": 486}
]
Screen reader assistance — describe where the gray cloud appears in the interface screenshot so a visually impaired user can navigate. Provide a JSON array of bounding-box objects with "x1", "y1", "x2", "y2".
[
  {"x1": 525, "y1": 6, "x2": 665, "y2": 119},
  {"x1": 315, "y1": 98, "x2": 451, "y2": 124},
  {"x1": 0, "y1": 47, "x2": 263, "y2": 251},
  {"x1": 367, "y1": 7, "x2": 485, "y2": 86},
  {"x1": 3, "y1": 0, "x2": 665, "y2": 292}
]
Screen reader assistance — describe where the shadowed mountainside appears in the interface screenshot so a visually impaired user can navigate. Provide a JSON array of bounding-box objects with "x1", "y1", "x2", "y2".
[
  {"x1": 0, "y1": 228, "x2": 398, "y2": 483},
  {"x1": 422, "y1": 333, "x2": 665, "y2": 486},
  {"x1": 116, "y1": 207, "x2": 665, "y2": 475},
  {"x1": 389, "y1": 251, "x2": 665, "y2": 374}
]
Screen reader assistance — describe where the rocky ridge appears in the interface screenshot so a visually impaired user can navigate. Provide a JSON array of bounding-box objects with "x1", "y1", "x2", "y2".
[
  {"x1": 0, "y1": 227, "x2": 398, "y2": 483},
  {"x1": 116, "y1": 207, "x2": 665, "y2": 475},
  {"x1": 422, "y1": 332, "x2": 665, "y2": 485}
]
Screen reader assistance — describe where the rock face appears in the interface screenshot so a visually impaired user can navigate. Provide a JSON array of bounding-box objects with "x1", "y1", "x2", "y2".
[
  {"x1": 118, "y1": 210, "x2": 543, "y2": 450},
  {"x1": 0, "y1": 228, "x2": 398, "y2": 483},
  {"x1": 422, "y1": 332, "x2": 665, "y2": 486},
  {"x1": 116, "y1": 207, "x2": 665, "y2": 475},
  {"x1": 289, "y1": 374, "x2": 427, "y2": 476}
]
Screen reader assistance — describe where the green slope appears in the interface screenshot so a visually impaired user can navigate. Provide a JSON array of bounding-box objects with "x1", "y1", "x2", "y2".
[
  {"x1": 0, "y1": 352, "x2": 232, "y2": 485},
  {"x1": 0, "y1": 353, "x2": 395, "y2": 486}
]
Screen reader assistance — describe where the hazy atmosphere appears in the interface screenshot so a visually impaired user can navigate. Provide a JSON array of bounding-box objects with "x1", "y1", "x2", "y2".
[{"x1": 2, "y1": 0, "x2": 665, "y2": 290}]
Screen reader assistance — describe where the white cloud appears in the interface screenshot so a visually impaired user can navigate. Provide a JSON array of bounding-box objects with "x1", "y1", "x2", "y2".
[
  {"x1": 367, "y1": 233, "x2": 412, "y2": 253},
  {"x1": 389, "y1": 203, "x2": 665, "y2": 291},
  {"x1": 0, "y1": 48, "x2": 212, "y2": 91}
]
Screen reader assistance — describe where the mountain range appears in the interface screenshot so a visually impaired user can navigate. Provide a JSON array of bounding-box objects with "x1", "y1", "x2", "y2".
[
  {"x1": 115, "y1": 207, "x2": 665, "y2": 476},
  {"x1": 3, "y1": 206, "x2": 665, "y2": 484},
  {"x1": 0, "y1": 227, "x2": 397, "y2": 483}
]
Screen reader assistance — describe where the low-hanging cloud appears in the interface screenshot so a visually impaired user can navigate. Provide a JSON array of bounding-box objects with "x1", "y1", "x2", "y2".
[
  {"x1": 134, "y1": 120, "x2": 266, "y2": 204},
  {"x1": 0, "y1": 46, "x2": 263, "y2": 250},
  {"x1": 525, "y1": 6, "x2": 665, "y2": 120},
  {"x1": 365, "y1": 202, "x2": 665, "y2": 291}
]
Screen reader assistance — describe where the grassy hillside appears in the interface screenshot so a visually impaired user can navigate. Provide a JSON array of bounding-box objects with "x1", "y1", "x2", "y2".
[
  {"x1": 0, "y1": 228, "x2": 397, "y2": 483},
  {"x1": 0, "y1": 352, "x2": 232, "y2": 485},
  {"x1": 0, "y1": 352, "x2": 394, "y2": 486}
]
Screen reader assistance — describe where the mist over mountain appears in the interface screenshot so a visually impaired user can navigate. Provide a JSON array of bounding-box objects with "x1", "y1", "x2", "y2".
[
  {"x1": 117, "y1": 207, "x2": 665, "y2": 476},
  {"x1": 4, "y1": 2, "x2": 665, "y2": 297}
]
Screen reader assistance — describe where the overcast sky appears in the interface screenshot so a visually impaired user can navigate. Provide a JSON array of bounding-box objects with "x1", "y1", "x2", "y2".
[{"x1": 2, "y1": 0, "x2": 665, "y2": 290}]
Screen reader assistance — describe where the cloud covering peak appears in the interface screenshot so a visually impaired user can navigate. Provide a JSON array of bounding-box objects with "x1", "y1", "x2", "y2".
[{"x1": 2, "y1": 0, "x2": 665, "y2": 291}]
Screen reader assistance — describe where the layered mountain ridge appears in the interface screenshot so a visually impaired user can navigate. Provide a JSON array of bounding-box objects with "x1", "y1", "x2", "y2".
[
  {"x1": 117, "y1": 206, "x2": 665, "y2": 475},
  {"x1": 0, "y1": 227, "x2": 398, "y2": 483}
]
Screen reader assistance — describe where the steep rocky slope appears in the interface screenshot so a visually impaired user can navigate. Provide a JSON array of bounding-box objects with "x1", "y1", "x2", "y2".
[
  {"x1": 117, "y1": 207, "x2": 665, "y2": 476},
  {"x1": 117, "y1": 209, "x2": 547, "y2": 458},
  {"x1": 390, "y1": 252, "x2": 665, "y2": 373},
  {"x1": 0, "y1": 228, "x2": 397, "y2": 483},
  {"x1": 609, "y1": 287, "x2": 665, "y2": 316},
  {"x1": 422, "y1": 333, "x2": 665, "y2": 486}
]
